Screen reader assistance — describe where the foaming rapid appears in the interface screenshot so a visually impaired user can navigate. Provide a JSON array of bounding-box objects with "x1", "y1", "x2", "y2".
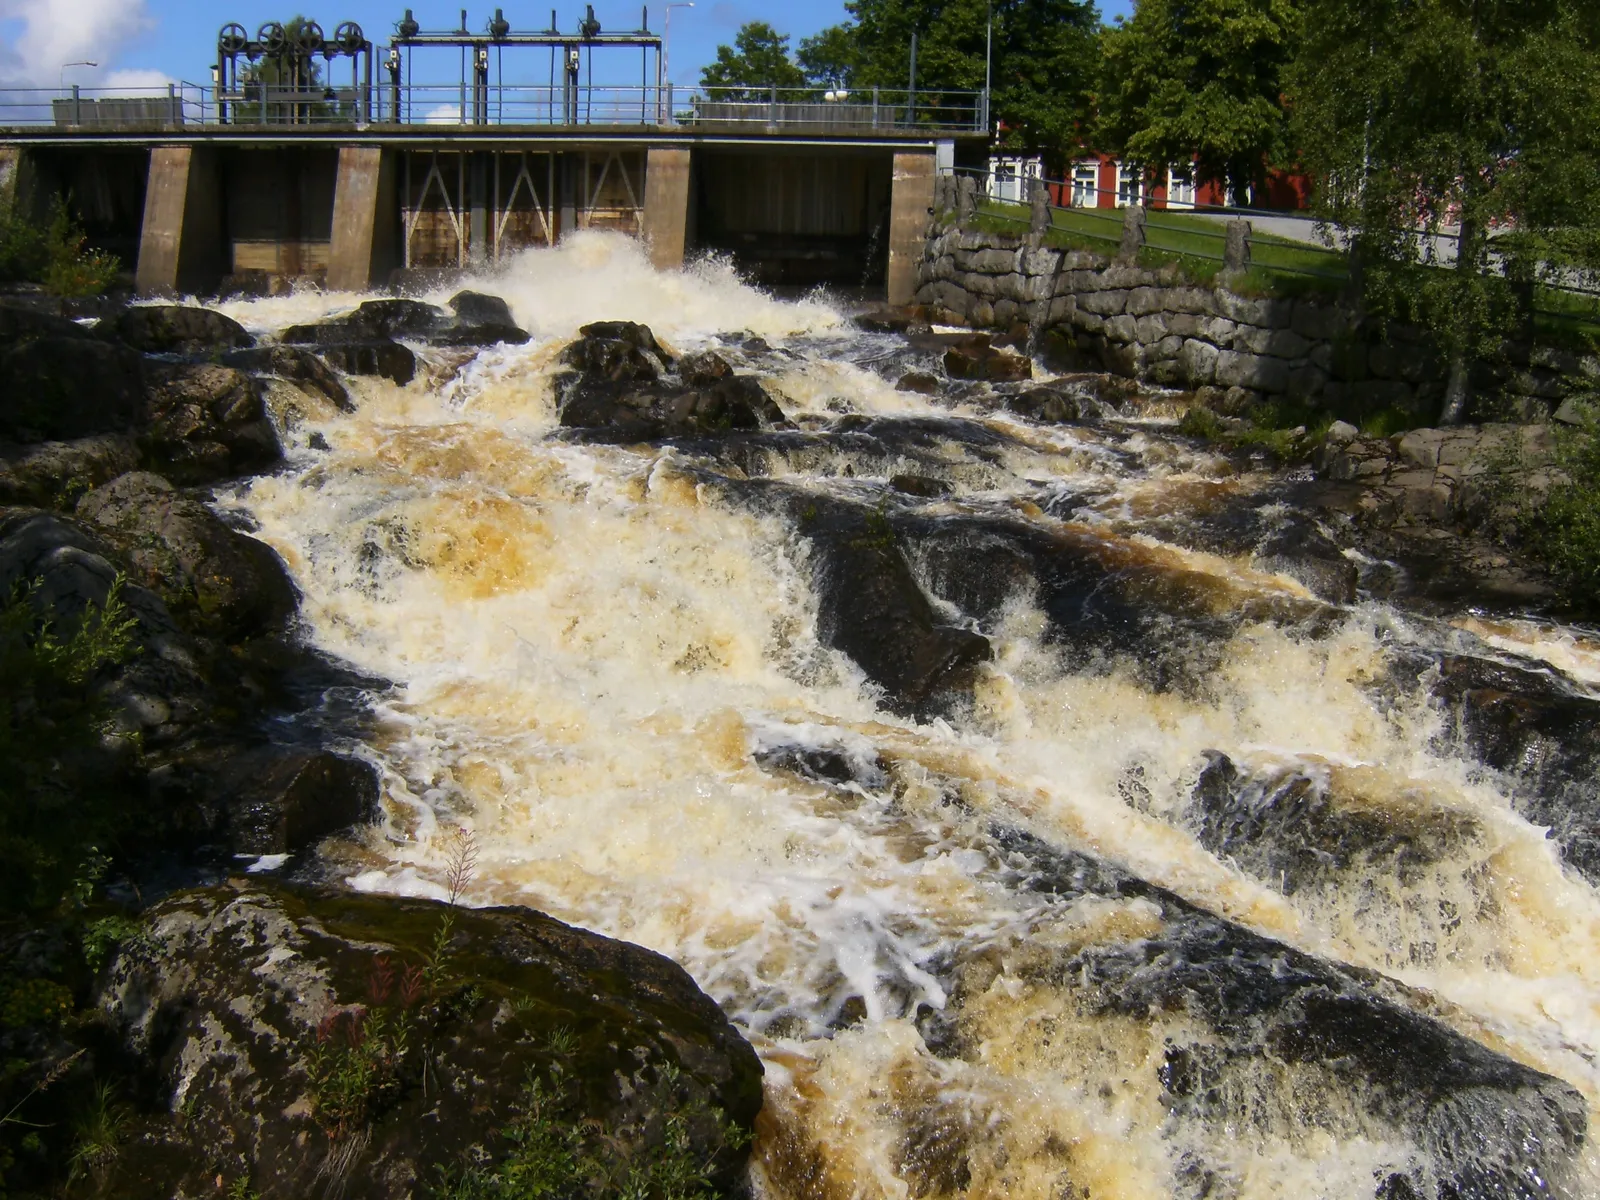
[{"x1": 222, "y1": 233, "x2": 1600, "y2": 1199}]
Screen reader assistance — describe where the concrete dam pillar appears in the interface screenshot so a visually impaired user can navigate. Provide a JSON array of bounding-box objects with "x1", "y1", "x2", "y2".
[
  {"x1": 888, "y1": 149, "x2": 935, "y2": 307},
  {"x1": 136, "y1": 145, "x2": 223, "y2": 297},
  {"x1": 641, "y1": 146, "x2": 691, "y2": 270},
  {"x1": 328, "y1": 146, "x2": 397, "y2": 292}
]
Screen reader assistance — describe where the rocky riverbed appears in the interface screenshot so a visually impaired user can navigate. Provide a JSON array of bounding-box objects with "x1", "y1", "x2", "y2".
[{"x1": 3, "y1": 235, "x2": 1600, "y2": 1199}]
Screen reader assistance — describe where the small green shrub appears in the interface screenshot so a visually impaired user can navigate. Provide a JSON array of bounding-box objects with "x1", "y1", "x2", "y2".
[
  {"x1": 1525, "y1": 417, "x2": 1600, "y2": 609},
  {"x1": 67, "y1": 1081, "x2": 129, "y2": 1188},
  {"x1": 434, "y1": 1063, "x2": 751, "y2": 1200},
  {"x1": 309, "y1": 1003, "x2": 414, "y2": 1137},
  {"x1": 0, "y1": 200, "x2": 121, "y2": 296},
  {"x1": 0, "y1": 576, "x2": 139, "y2": 917},
  {"x1": 0, "y1": 978, "x2": 72, "y2": 1030}
]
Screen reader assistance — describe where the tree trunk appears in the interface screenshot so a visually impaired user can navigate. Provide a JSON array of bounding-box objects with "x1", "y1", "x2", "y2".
[{"x1": 1439, "y1": 214, "x2": 1478, "y2": 426}]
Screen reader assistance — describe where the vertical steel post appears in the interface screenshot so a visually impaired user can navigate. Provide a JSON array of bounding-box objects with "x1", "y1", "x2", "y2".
[
  {"x1": 72, "y1": 84, "x2": 81, "y2": 126},
  {"x1": 908, "y1": 32, "x2": 917, "y2": 124}
]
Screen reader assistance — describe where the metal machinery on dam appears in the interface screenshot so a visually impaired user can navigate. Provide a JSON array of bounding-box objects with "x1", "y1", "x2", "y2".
[{"x1": 0, "y1": 7, "x2": 991, "y2": 300}]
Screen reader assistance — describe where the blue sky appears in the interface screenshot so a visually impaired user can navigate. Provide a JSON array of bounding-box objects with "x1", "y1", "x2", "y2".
[{"x1": 1, "y1": 0, "x2": 1134, "y2": 92}]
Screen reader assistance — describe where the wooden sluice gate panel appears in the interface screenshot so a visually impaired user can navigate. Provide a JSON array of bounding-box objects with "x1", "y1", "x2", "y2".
[{"x1": 399, "y1": 148, "x2": 644, "y2": 268}]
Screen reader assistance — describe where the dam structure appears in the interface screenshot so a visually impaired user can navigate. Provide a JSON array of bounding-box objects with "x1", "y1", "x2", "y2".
[{"x1": 0, "y1": 10, "x2": 990, "y2": 303}]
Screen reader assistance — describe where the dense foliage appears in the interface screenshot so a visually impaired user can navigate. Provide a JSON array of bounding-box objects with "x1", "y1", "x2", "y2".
[
  {"x1": 702, "y1": 1, "x2": 1101, "y2": 161},
  {"x1": 1288, "y1": 0, "x2": 1600, "y2": 421},
  {"x1": 1096, "y1": 0, "x2": 1302, "y2": 201}
]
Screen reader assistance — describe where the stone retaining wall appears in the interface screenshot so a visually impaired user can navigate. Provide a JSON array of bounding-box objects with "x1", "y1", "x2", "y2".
[{"x1": 914, "y1": 225, "x2": 1599, "y2": 422}]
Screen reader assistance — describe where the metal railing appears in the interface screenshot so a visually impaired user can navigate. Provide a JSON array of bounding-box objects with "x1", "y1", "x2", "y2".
[{"x1": 0, "y1": 82, "x2": 988, "y2": 133}]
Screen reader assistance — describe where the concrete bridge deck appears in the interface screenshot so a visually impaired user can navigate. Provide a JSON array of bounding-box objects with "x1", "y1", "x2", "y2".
[{"x1": 2, "y1": 76, "x2": 989, "y2": 302}]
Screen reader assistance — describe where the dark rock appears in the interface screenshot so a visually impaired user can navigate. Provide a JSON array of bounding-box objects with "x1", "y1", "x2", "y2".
[
  {"x1": 212, "y1": 746, "x2": 380, "y2": 855},
  {"x1": 0, "y1": 306, "x2": 146, "y2": 442},
  {"x1": 903, "y1": 510, "x2": 1327, "y2": 693},
  {"x1": 561, "y1": 320, "x2": 671, "y2": 381},
  {"x1": 311, "y1": 341, "x2": 417, "y2": 386},
  {"x1": 442, "y1": 289, "x2": 529, "y2": 345},
  {"x1": 793, "y1": 495, "x2": 991, "y2": 715},
  {"x1": 0, "y1": 434, "x2": 139, "y2": 508},
  {"x1": 1004, "y1": 386, "x2": 1084, "y2": 423},
  {"x1": 889, "y1": 473, "x2": 951, "y2": 499},
  {"x1": 141, "y1": 363, "x2": 282, "y2": 484},
  {"x1": 896, "y1": 370, "x2": 942, "y2": 395},
  {"x1": 556, "y1": 322, "x2": 790, "y2": 440},
  {"x1": 1411, "y1": 652, "x2": 1600, "y2": 884},
  {"x1": 680, "y1": 350, "x2": 734, "y2": 386},
  {"x1": 283, "y1": 298, "x2": 448, "y2": 346},
  {"x1": 1187, "y1": 752, "x2": 1481, "y2": 901},
  {"x1": 283, "y1": 296, "x2": 529, "y2": 350},
  {"x1": 0, "y1": 507, "x2": 212, "y2": 744},
  {"x1": 108, "y1": 305, "x2": 255, "y2": 356},
  {"x1": 77, "y1": 472, "x2": 296, "y2": 639},
  {"x1": 989, "y1": 825, "x2": 1588, "y2": 1200},
  {"x1": 854, "y1": 308, "x2": 930, "y2": 335},
  {"x1": 97, "y1": 882, "x2": 764, "y2": 1200},
  {"x1": 584, "y1": 319, "x2": 670, "y2": 354},
  {"x1": 0, "y1": 507, "x2": 177, "y2": 640},
  {"x1": 221, "y1": 345, "x2": 355, "y2": 412},
  {"x1": 943, "y1": 336, "x2": 1032, "y2": 382}
]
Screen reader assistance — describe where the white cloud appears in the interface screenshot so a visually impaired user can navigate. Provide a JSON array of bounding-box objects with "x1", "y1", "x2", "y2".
[
  {"x1": 0, "y1": 0, "x2": 154, "y2": 88},
  {"x1": 102, "y1": 67, "x2": 176, "y2": 94}
]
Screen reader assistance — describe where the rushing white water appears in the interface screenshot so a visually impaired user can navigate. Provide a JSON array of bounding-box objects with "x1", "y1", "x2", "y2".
[{"x1": 219, "y1": 232, "x2": 1600, "y2": 1199}]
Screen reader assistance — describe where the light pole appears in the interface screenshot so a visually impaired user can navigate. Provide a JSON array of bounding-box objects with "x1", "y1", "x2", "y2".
[
  {"x1": 660, "y1": 2, "x2": 693, "y2": 124},
  {"x1": 60, "y1": 61, "x2": 98, "y2": 94},
  {"x1": 984, "y1": 1, "x2": 992, "y2": 133},
  {"x1": 663, "y1": 6, "x2": 693, "y2": 88}
]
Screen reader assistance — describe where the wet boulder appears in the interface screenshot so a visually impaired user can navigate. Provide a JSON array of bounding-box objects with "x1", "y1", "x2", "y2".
[
  {"x1": 943, "y1": 335, "x2": 1032, "y2": 382},
  {"x1": 983, "y1": 826, "x2": 1589, "y2": 1200},
  {"x1": 96, "y1": 882, "x2": 763, "y2": 1200},
  {"x1": 0, "y1": 434, "x2": 139, "y2": 508},
  {"x1": 1186, "y1": 751, "x2": 1485, "y2": 922},
  {"x1": 107, "y1": 305, "x2": 255, "y2": 356},
  {"x1": 790, "y1": 493, "x2": 991, "y2": 715},
  {"x1": 896, "y1": 370, "x2": 942, "y2": 395},
  {"x1": 0, "y1": 305, "x2": 146, "y2": 442},
  {"x1": 904, "y1": 510, "x2": 1327, "y2": 693},
  {"x1": 557, "y1": 322, "x2": 790, "y2": 440},
  {"x1": 889, "y1": 473, "x2": 952, "y2": 499},
  {"x1": 283, "y1": 298, "x2": 448, "y2": 346},
  {"x1": 305, "y1": 340, "x2": 416, "y2": 386},
  {"x1": 560, "y1": 319, "x2": 671, "y2": 381},
  {"x1": 140, "y1": 362, "x2": 282, "y2": 483},
  {"x1": 282, "y1": 293, "x2": 528, "y2": 351},
  {"x1": 440, "y1": 289, "x2": 528, "y2": 345},
  {"x1": 1003, "y1": 385, "x2": 1099, "y2": 424},
  {"x1": 1407, "y1": 651, "x2": 1600, "y2": 884},
  {"x1": 0, "y1": 506, "x2": 215, "y2": 746},
  {"x1": 221, "y1": 345, "x2": 354, "y2": 412},
  {"x1": 76, "y1": 472, "x2": 296, "y2": 640},
  {"x1": 171, "y1": 743, "x2": 379, "y2": 856}
]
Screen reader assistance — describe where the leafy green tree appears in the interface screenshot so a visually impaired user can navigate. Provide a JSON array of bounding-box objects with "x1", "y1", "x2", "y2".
[
  {"x1": 798, "y1": 25, "x2": 861, "y2": 89},
  {"x1": 699, "y1": 22, "x2": 808, "y2": 97},
  {"x1": 241, "y1": 15, "x2": 327, "y2": 87},
  {"x1": 1095, "y1": 0, "x2": 1302, "y2": 202},
  {"x1": 804, "y1": 0, "x2": 1102, "y2": 160},
  {"x1": 1288, "y1": 0, "x2": 1600, "y2": 422}
]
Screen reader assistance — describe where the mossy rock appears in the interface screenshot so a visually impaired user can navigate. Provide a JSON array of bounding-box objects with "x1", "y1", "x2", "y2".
[{"x1": 94, "y1": 881, "x2": 763, "y2": 1199}]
